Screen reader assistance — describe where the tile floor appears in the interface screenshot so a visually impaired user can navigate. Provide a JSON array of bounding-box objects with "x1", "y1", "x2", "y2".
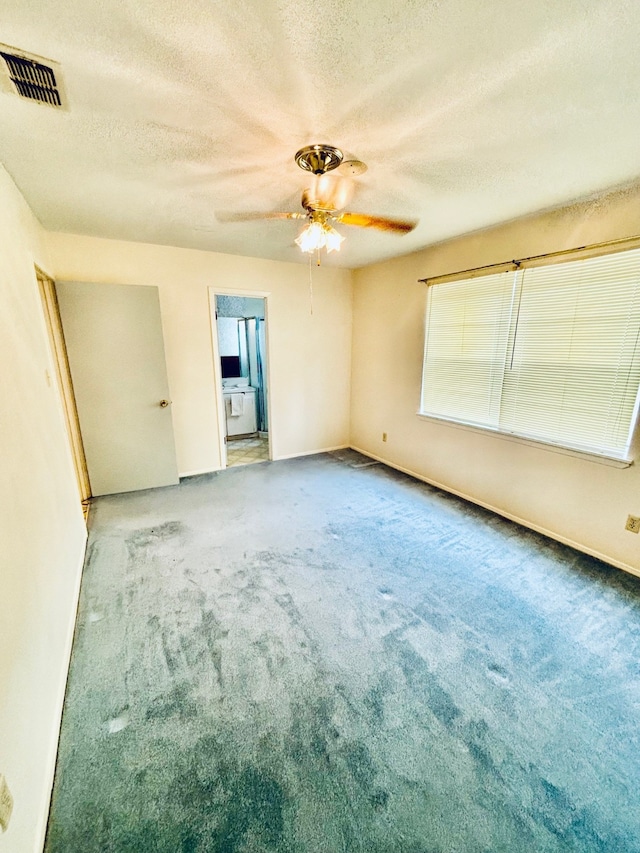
[{"x1": 226, "y1": 435, "x2": 269, "y2": 468}]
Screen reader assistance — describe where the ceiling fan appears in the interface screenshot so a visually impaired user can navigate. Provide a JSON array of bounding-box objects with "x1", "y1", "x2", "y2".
[{"x1": 223, "y1": 144, "x2": 418, "y2": 258}]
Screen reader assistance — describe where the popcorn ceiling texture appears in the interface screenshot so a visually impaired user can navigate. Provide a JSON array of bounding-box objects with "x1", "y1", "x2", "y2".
[{"x1": 1, "y1": 0, "x2": 640, "y2": 267}]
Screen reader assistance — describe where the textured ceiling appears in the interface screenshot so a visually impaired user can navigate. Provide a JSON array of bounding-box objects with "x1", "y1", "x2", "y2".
[{"x1": 1, "y1": 0, "x2": 640, "y2": 268}]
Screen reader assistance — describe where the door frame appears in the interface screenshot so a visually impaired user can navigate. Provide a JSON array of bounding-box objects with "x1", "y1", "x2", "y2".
[
  {"x1": 207, "y1": 287, "x2": 273, "y2": 470},
  {"x1": 35, "y1": 267, "x2": 92, "y2": 507}
]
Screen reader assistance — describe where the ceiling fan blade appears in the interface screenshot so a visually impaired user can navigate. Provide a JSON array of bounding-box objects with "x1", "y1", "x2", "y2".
[
  {"x1": 216, "y1": 211, "x2": 306, "y2": 223},
  {"x1": 335, "y1": 212, "x2": 417, "y2": 234}
]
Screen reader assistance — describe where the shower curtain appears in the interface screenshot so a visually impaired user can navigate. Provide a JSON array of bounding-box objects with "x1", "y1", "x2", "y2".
[
  {"x1": 255, "y1": 318, "x2": 267, "y2": 432},
  {"x1": 238, "y1": 317, "x2": 267, "y2": 432}
]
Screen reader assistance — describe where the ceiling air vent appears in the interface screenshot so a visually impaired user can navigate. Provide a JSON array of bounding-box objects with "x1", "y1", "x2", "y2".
[{"x1": 0, "y1": 45, "x2": 66, "y2": 108}]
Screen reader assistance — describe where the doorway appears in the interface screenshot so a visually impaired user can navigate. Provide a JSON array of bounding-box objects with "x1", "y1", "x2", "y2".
[{"x1": 211, "y1": 293, "x2": 270, "y2": 469}]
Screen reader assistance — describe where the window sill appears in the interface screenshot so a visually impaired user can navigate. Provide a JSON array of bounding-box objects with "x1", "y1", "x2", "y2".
[{"x1": 416, "y1": 412, "x2": 633, "y2": 469}]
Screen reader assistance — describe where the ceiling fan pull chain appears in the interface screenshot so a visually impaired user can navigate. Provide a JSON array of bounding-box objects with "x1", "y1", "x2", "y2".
[{"x1": 309, "y1": 253, "x2": 314, "y2": 316}]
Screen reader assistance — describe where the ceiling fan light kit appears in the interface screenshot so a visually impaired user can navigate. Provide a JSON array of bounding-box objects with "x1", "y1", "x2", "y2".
[{"x1": 294, "y1": 210, "x2": 345, "y2": 255}]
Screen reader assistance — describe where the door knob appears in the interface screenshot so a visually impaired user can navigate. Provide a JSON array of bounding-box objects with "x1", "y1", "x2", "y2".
[{"x1": 159, "y1": 399, "x2": 171, "y2": 408}]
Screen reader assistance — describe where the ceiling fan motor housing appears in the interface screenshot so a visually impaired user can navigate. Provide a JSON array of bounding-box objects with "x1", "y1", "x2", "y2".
[{"x1": 295, "y1": 144, "x2": 343, "y2": 175}]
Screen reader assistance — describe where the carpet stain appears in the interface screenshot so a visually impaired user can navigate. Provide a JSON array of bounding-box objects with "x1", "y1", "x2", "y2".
[
  {"x1": 369, "y1": 788, "x2": 389, "y2": 811},
  {"x1": 395, "y1": 642, "x2": 462, "y2": 729},
  {"x1": 126, "y1": 520, "x2": 186, "y2": 549},
  {"x1": 145, "y1": 683, "x2": 197, "y2": 721},
  {"x1": 213, "y1": 766, "x2": 286, "y2": 852},
  {"x1": 162, "y1": 733, "x2": 289, "y2": 853},
  {"x1": 486, "y1": 661, "x2": 510, "y2": 684},
  {"x1": 363, "y1": 683, "x2": 385, "y2": 726}
]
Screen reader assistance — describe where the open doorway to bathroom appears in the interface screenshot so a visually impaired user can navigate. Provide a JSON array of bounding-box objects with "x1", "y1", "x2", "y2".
[{"x1": 211, "y1": 294, "x2": 270, "y2": 469}]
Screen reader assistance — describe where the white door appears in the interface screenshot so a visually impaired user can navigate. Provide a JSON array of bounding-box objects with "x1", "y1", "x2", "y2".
[{"x1": 56, "y1": 281, "x2": 179, "y2": 496}]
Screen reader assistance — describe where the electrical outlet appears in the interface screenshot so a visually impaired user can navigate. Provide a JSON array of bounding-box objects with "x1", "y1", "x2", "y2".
[
  {"x1": 0, "y1": 774, "x2": 13, "y2": 832},
  {"x1": 625, "y1": 515, "x2": 640, "y2": 534},
  {"x1": 382, "y1": 432, "x2": 388, "y2": 442}
]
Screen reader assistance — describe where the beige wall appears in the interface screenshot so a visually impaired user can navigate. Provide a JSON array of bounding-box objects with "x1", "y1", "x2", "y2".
[
  {"x1": 4, "y1": 168, "x2": 640, "y2": 853},
  {"x1": 351, "y1": 186, "x2": 640, "y2": 575},
  {"x1": 45, "y1": 234, "x2": 353, "y2": 475},
  {"x1": 0, "y1": 166, "x2": 87, "y2": 852}
]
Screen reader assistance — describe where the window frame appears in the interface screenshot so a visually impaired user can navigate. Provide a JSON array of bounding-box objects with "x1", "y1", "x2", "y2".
[{"x1": 418, "y1": 245, "x2": 640, "y2": 467}]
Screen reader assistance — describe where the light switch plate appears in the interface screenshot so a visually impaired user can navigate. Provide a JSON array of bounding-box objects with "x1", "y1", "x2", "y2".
[{"x1": 0, "y1": 774, "x2": 13, "y2": 832}]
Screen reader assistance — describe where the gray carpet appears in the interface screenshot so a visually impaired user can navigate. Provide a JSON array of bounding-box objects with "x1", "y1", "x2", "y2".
[{"x1": 45, "y1": 453, "x2": 640, "y2": 852}]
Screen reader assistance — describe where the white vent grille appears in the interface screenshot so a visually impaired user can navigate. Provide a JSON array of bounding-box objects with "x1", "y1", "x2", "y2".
[{"x1": 0, "y1": 44, "x2": 66, "y2": 108}]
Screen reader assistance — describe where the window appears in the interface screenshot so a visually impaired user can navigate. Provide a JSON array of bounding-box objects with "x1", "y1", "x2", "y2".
[{"x1": 420, "y1": 248, "x2": 640, "y2": 461}]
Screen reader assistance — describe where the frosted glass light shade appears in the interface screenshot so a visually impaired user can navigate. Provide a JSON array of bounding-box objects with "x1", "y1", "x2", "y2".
[{"x1": 295, "y1": 221, "x2": 344, "y2": 254}]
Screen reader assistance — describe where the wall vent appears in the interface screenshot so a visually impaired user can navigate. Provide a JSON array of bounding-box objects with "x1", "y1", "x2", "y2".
[{"x1": 0, "y1": 45, "x2": 66, "y2": 108}]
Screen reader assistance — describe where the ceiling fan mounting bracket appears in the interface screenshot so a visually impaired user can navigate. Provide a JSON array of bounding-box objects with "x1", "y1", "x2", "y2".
[{"x1": 295, "y1": 144, "x2": 343, "y2": 175}]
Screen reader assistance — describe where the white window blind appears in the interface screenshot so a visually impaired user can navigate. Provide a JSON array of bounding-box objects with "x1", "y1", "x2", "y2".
[
  {"x1": 420, "y1": 248, "x2": 640, "y2": 460},
  {"x1": 421, "y1": 272, "x2": 515, "y2": 426}
]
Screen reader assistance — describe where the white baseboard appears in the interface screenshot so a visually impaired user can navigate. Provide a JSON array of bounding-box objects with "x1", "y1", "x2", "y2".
[
  {"x1": 179, "y1": 466, "x2": 221, "y2": 478},
  {"x1": 36, "y1": 526, "x2": 88, "y2": 853},
  {"x1": 181, "y1": 444, "x2": 350, "y2": 474},
  {"x1": 350, "y1": 445, "x2": 640, "y2": 580},
  {"x1": 274, "y1": 444, "x2": 349, "y2": 461}
]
